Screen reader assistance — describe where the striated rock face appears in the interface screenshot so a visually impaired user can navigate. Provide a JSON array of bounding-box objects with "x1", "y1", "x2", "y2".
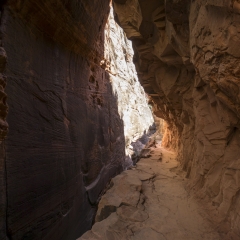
[
  {"x1": 3, "y1": 1, "x2": 119, "y2": 239},
  {"x1": 2, "y1": 0, "x2": 240, "y2": 238},
  {"x1": 113, "y1": 0, "x2": 240, "y2": 237},
  {"x1": 103, "y1": 7, "x2": 154, "y2": 168},
  {"x1": 0, "y1": 0, "x2": 153, "y2": 239},
  {"x1": 0, "y1": 2, "x2": 8, "y2": 239}
]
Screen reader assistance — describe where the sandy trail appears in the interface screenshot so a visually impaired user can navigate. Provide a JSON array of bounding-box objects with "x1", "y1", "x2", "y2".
[{"x1": 79, "y1": 144, "x2": 221, "y2": 240}]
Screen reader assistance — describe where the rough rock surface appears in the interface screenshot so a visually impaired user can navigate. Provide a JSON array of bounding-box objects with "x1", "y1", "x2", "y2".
[
  {"x1": 103, "y1": 6, "x2": 154, "y2": 168},
  {"x1": 0, "y1": 2, "x2": 8, "y2": 239},
  {"x1": 79, "y1": 145, "x2": 221, "y2": 240},
  {"x1": 0, "y1": 0, "x2": 153, "y2": 239},
  {"x1": 113, "y1": 0, "x2": 240, "y2": 237},
  {"x1": 1, "y1": 0, "x2": 240, "y2": 239}
]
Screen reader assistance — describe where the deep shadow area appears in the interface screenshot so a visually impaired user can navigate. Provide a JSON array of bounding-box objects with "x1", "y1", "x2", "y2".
[{"x1": 1, "y1": 1, "x2": 126, "y2": 239}]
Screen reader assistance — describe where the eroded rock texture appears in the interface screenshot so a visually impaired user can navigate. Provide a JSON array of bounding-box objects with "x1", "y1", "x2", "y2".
[
  {"x1": 113, "y1": 0, "x2": 240, "y2": 237},
  {"x1": 4, "y1": 1, "x2": 119, "y2": 239},
  {"x1": 0, "y1": 1, "x2": 8, "y2": 239}
]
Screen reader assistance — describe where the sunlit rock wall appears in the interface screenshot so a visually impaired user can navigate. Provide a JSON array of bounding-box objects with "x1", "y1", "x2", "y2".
[
  {"x1": 103, "y1": 7, "x2": 154, "y2": 168},
  {"x1": 113, "y1": 0, "x2": 240, "y2": 238}
]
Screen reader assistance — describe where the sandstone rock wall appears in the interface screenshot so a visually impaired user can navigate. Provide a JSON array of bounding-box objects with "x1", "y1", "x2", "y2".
[
  {"x1": 3, "y1": 1, "x2": 119, "y2": 239},
  {"x1": 0, "y1": 0, "x2": 154, "y2": 239},
  {"x1": 113, "y1": 0, "x2": 240, "y2": 237},
  {"x1": 0, "y1": 1, "x2": 8, "y2": 238},
  {"x1": 103, "y1": 6, "x2": 154, "y2": 168}
]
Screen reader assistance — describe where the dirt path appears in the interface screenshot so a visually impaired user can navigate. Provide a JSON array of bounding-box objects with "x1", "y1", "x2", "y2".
[{"x1": 78, "y1": 144, "x2": 221, "y2": 240}]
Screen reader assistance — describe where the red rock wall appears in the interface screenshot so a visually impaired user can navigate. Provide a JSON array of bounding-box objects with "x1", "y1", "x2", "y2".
[
  {"x1": 0, "y1": 1, "x2": 8, "y2": 238},
  {"x1": 2, "y1": 0, "x2": 240, "y2": 238},
  {"x1": 1, "y1": 0, "x2": 129, "y2": 239},
  {"x1": 113, "y1": 0, "x2": 240, "y2": 238}
]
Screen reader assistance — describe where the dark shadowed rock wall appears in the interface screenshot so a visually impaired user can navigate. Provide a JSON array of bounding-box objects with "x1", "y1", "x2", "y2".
[
  {"x1": 0, "y1": 1, "x2": 8, "y2": 239},
  {"x1": 1, "y1": 0, "x2": 127, "y2": 239},
  {"x1": 113, "y1": 0, "x2": 240, "y2": 238}
]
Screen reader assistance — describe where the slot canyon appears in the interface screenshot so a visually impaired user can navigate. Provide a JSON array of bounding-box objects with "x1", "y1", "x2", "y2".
[{"x1": 0, "y1": 0, "x2": 240, "y2": 239}]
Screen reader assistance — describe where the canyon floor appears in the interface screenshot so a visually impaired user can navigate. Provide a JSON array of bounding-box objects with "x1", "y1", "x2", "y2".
[{"x1": 79, "y1": 143, "x2": 222, "y2": 240}]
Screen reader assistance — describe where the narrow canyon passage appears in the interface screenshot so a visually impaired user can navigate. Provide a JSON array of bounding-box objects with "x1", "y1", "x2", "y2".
[
  {"x1": 1, "y1": 0, "x2": 240, "y2": 239},
  {"x1": 79, "y1": 143, "x2": 221, "y2": 240}
]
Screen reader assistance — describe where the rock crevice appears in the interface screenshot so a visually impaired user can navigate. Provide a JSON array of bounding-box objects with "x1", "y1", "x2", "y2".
[{"x1": 1, "y1": 0, "x2": 240, "y2": 239}]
